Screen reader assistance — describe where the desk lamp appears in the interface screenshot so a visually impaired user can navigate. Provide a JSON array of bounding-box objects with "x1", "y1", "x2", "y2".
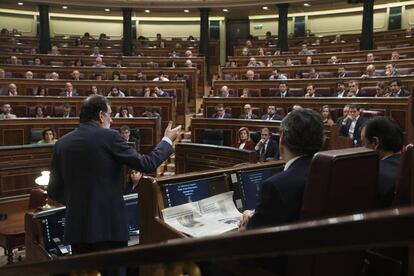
[{"x1": 35, "y1": 170, "x2": 52, "y2": 210}]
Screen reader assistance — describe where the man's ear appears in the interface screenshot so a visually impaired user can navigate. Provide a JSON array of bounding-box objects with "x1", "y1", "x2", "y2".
[
  {"x1": 371, "y1": 136, "x2": 380, "y2": 150},
  {"x1": 98, "y1": 111, "x2": 104, "y2": 124}
]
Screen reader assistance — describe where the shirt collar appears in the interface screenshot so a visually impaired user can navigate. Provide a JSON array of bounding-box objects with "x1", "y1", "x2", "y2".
[{"x1": 283, "y1": 155, "x2": 305, "y2": 171}]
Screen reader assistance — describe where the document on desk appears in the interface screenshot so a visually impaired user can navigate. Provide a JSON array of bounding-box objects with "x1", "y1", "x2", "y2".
[{"x1": 162, "y1": 191, "x2": 242, "y2": 238}]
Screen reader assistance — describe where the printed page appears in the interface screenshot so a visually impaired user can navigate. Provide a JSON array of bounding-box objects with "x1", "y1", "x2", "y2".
[
  {"x1": 198, "y1": 191, "x2": 242, "y2": 227},
  {"x1": 162, "y1": 201, "x2": 237, "y2": 237}
]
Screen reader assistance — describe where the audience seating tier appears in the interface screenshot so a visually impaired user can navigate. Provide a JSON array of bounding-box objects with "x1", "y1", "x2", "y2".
[
  {"x1": 202, "y1": 96, "x2": 409, "y2": 134},
  {"x1": 212, "y1": 78, "x2": 414, "y2": 98},
  {"x1": 0, "y1": 65, "x2": 198, "y2": 104},
  {"x1": 221, "y1": 59, "x2": 414, "y2": 80},
  {"x1": 0, "y1": 118, "x2": 161, "y2": 198},
  {"x1": 0, "y1": 79, "x2": 186, "y2": 126},
  {"x1": 233, "y1": 38, "x2": 414, "y2": 56},
  {"x1": 0, "y1": 54, "x2": 207, "y2": 94},
  {"x1": 0, "y1": 96, "x2": 175, "y2": 131}
]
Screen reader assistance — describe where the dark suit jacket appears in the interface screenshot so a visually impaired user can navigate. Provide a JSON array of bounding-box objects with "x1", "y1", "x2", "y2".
[
  {"x1": 378, "y1": 153, "x2": 401, "y2": 208},
  {"x1": 355, "y1": 89, "x2": 366, "y2": 97},
  {"x1": 211, "y1": 112, "x2": 232, "y2": 119},
  {"x1": 261, "y1": 114, "x2": 283, "y2": 120},
  {"x1": 48, "y1": 121, "x2": 173, "y2": 244},
  {"x1": 247, "y1": 156, "x2": 312, "y2": 228},
  {"x1": 391, "y1": 89, "x2": 410, "y2": 97},
  {"x1": 274, "y1": 90, "x2": 294, "y2": 97},
  {"x1": 334, "y1": 90, "x2": 348, "y2": 97},
  {"x1": 256, "y1": 139, "x2": 279, "y2": 161},
  {"x1": 339, "y1": 116, "x2": 367, "y2": 145},
  {"x1": 239, "y1": 113, "x2": 259, "y2": 120},
  {"x1": 59, "y1": 90, "x2": 80, "y2": 96},
  {"x1": 57, "y1": 112, "x2": 76, "y2": 118}
]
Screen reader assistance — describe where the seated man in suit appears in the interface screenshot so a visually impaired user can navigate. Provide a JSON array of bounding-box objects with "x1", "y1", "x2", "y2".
[
  {"x1": 0, "y1": 103, "x2": 17, "y2": 119},
  {"x1": 58, "y1": 103, "x2": 75, "y2": 118},
  {"x1": 59, "y1": 82, "x2": 79, "y2": 97},
  {"x1": 339, "y1": 104, "x2": 367, "y2": 146},
  {"x1": 241, "y1": 109, "x2": 324, "y2": 228},
  {"x1": 384, "y1": 63, "x2": 400, "y2": 77},
  {"x1": 211, "y1": 104, "x2": 232, "y2": 119},
  {"x1": 71, "y1": 70, "x2": 82, "y2": 81},
  {"x1": 120, "y1": 125, "x2": 139, "y2": 150},
  {"x1": 389, "y1": 78, "x2": 410, "y2": 97},
  {"x1": 336, "y1": 104, "x2": 350, "y2": 126},
  {"x1": 304, "y1": 84, "x2": 321, "y2": 97},
  {"x1": 335, "y1": 81, "x2": 347, "y2": 98},
  {"x1": 153, "y1": 86, "x2": 170, "y2": 97},
  {"x1": 239, "y1": 104, "x2": 258, "y2": 120},
  {"x1": 274, "y1": 82, "x2": 293, "y2": 97},
  {"x1": 254, "y1": 128, "x2": 279, "y2": 162},
  {"x1": 261, "y1": 105, "x2": 283, "y2": 121},
  {"x1": 347, "y1": 80, "x2": 366, "y2": 97},
  {"x1": 1, "y1": 83, "x2": 18, "y2": 96},
  {"x1": 219, "y1": 85, "x2": 231, "y2": 97},
  {"x1": 361, "y1": 117, "x2": 404, "y2": 208}
]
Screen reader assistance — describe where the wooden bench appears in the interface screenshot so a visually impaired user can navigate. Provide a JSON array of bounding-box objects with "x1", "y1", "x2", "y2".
[
  {"x1": 0, "y1": 79, "x2": 187, "y2": 126},
  {"x1": 174, "y1": 143, "x2": 257, "y2": 174},
  {"x1": 220, "y1": 59, "x2": 414, "y2": 79},
  {"x1": 0, "y1": 96, "x2": 175, "y2": 131},
  {"x1": 201, "y1": 97, "x2": 409, "y2": 137}
]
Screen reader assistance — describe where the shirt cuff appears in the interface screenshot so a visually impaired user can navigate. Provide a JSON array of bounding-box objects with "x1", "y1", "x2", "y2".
[{"x1": 162, "y1": 136, "x2": 173, "y2": 145}]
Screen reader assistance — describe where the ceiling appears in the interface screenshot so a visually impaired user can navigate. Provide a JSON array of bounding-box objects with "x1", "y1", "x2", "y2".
[{"x1": 0, "y1": 0, "x2": 407, "y2": 17}]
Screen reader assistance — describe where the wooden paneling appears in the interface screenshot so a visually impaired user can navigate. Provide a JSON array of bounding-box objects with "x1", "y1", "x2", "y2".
[
  {"x1": 0, "y1": 118, "x2": 160, "y2": 198},
  {"x1": 0, "y1": 96, "x2": 175, "y2": 131},
  {"x1": 175, "y1": 143, "x2": 257, "y2": 174}
]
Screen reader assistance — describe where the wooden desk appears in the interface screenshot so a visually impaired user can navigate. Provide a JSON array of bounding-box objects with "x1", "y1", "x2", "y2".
[{"x1": 0, "y1": 209, "x2": 28, "y2": 264}]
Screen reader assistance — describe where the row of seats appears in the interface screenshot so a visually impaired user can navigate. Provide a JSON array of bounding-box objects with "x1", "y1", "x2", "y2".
[{"x1": 214, "y1": 86, "x2": 401, "y2": 97}]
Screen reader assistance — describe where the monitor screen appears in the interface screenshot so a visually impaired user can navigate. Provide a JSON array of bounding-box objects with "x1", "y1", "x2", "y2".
[
  {"x1": 236, "y1": 167, "x2": 280, "y2": 211},
  {"x1": 34, "y1": 194, "x2": 140, "y2": 255},
  {"x1": 124, "y1": 193, "x2": 139, "y2": 234},
  {"x1": 162, "y1": 174, "x2": 227, "y2": 208},
  {"x1": 35, "y1": 207, "x2": 70, "y2": 256}
]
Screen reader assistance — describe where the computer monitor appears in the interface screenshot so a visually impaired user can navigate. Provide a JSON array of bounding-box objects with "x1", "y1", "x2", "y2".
[
  {"x1": 124, "y1": 193, "x2": 139, "y2": 235},
  {"x1": 162, "y1": 174, "x2": 228, "y2": 208},
  {"x1": 34, "y1": 194, "x2": 140, "y2": 256},
  {"x1": 34, "y1": 207, "x2": 70, "y2": 256},
  {"x1": 231, "y1": 167, "x2": 281, "y2": 211}
]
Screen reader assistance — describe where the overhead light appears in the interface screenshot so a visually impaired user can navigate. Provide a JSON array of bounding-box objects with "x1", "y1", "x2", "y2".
[
  {"x1": 145, "y1": 9, "x2": 150, "y2": 13},
  {"x1": 223, "y1": 8, "x2": 229, "y2": 12},
  {"x1": 184, "y1": 9, "x2": 189, "y2": 13},
  {"x1": 262, "y1": 6, "x2": 269, "y2": 10},
  {"x1": 105, "y1": 8, "x2": 110, "y2": 12},
  {"x1": 62, "y1": 6, "x2": 68, "y2": 9},
  {"x1": 17, "y1": 2, "x2": 24, "y2": 5},
  {"x1": 304, "y1": 3, "x2": 311, "y2": 7}
]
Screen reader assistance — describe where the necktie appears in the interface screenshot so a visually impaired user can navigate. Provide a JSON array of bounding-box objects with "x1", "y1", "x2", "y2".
[{"x1": 260, "y1": 143, "x2": 266, "y2": 162}]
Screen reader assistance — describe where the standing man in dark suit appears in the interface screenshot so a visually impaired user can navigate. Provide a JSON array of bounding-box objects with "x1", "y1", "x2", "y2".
[
  {"x1": 254, "y1": 128, "x2": 279, "y2": 162},
  {"x1": 339, "y1": 104, "x2": 367, "y2": 146},
  {"x1": 241, "y1": 109, "x2": 324, "y2": 228},
  {"x1": 261, "y1": 105, "x2": 283, "y2": 120},
  {"x1": 47, "y1": 96, "x2": 181, "y2": 270},
  {"x1": 274, "y1": 82, "x2": 293, "y2": 97},
  {"x1": 361, "y1": 117, "x2": 404, "y2": 207}
]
